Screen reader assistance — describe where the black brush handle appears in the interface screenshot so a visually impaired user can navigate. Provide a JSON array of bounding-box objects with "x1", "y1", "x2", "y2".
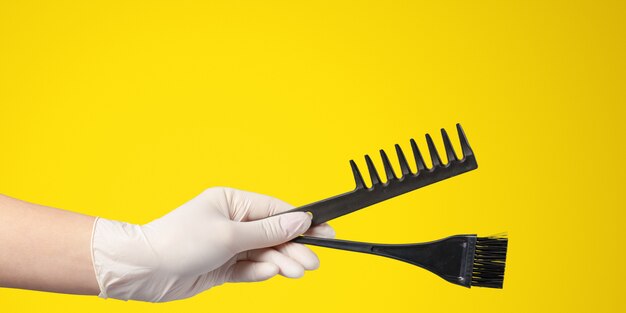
[
  {"x1": 282, "y1": 124, "x2": 478, "y2": 225},
  {"x1": 293, "y1": 235, "x2": 376, "y2": 254},
  {"x1": 293, "y1": 235, "x2": 477, "y2": 288}
]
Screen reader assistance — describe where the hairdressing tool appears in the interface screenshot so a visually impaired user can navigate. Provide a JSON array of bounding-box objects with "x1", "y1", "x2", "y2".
[
  {"x1": 280, "y1": 123, "x2": 507, "y2": 288},
  {"x1": 283, "y1": 123, "x2": 478, "y2": 225},
  {"x1": 294, "y1": 234, "x2": 508, "y2": 288}
]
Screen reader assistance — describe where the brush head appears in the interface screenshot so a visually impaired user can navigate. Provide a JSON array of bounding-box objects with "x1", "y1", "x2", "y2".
[{"x1": 471, "y1": 235, "x2": 508, "y2": 288}]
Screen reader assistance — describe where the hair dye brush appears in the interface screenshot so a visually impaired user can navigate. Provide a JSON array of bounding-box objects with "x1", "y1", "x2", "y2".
[
  {"x1": 276, "y1": 123, "x2": 508, "y2": 288},
  {"x1": 294, "y1": 234, "x2": 508, "y2": 288}
]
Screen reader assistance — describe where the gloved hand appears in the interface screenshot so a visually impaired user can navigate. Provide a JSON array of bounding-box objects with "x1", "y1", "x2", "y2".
[{"x1": 91, "y1": 187, "x2": 335, "y2": 302}]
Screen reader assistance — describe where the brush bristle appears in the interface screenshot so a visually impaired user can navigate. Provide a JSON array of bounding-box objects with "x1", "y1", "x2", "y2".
[{"x1": 471, "y1": 234, "x2": 508, "y2": 288}]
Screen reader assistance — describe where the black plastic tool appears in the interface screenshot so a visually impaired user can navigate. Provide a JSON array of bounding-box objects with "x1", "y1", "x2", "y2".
[
  {"x1": 283, "y1": 123, "x2": 478, "y2": 225},
  {"x1": 276, "y1": 124, "x2": 507, "y2": 288},
  {"x1": 293, "y1": 234, "x2": 508, "y2": 288}
]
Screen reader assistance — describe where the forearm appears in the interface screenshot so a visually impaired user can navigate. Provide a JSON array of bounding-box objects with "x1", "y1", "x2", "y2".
[{"x1": 0, "y1": 194, "x2": 100, "y2": 295}]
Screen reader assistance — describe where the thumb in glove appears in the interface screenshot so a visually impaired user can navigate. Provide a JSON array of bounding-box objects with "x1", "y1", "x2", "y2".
[{"x1": 231, "y1": 212, "x2": 312, "y2": 252}]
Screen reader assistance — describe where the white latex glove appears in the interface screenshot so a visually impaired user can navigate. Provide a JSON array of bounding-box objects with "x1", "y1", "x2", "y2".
[{"x1": 91, "y1": 187, "x2": 335, "y2": 302}]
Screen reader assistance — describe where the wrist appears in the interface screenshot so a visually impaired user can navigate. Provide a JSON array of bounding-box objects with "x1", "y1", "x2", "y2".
[{"x1": 91, "y1": 217, "x2": 161, "y2": 301}]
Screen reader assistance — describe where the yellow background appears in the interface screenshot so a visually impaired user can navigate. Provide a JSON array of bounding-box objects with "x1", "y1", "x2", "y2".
[{"x1": 1, "y1": 0, "x2": 625, "y2": 312}]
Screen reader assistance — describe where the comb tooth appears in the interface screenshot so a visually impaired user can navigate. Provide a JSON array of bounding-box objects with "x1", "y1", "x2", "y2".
[
  {"x1": 425, "y1": 134, "x2": 442, "y2": 168},
  {"x1": 440, "y1": 128, "x2": 458, "y2": 164},
  {"x1": 410, "y1": 138, "x2": 427, "y2": 171},
  {"x1": 364, "y1": 154, "x2": 381, "y2": 186},
  {"x1": 456, "y1": 123, "x2": 473, "y2": 158},
  {"x1": 394, "y1": 144, "x2": 411, "y2": 176},
  {"x1": 379, "y1": 149, "x2": 397, "y2": 182},
  {"x1": 349, "y1": 160, "x2": 366, "y2": 190}
]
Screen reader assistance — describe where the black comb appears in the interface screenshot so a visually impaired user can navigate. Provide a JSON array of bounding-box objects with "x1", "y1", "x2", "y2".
[{"x1": 283, "y1": 123, "x2": 478, "y2": 225}]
